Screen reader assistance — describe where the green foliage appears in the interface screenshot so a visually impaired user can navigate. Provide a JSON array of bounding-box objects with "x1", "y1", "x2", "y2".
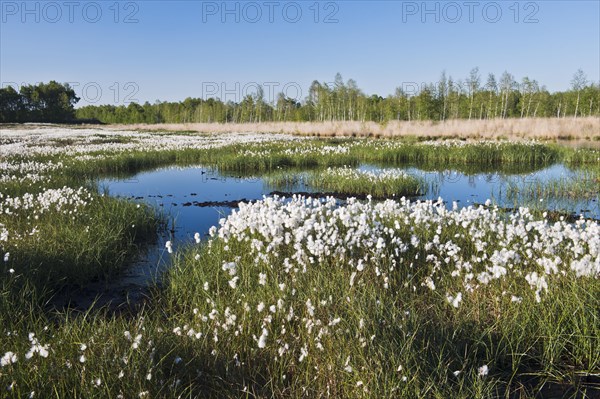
[
  {"x1": 0, "y1": 81, "x2": 80, "y2": 123},
  {"x1": 73, "y1": 71, "x2": 600, "y2": 124}
]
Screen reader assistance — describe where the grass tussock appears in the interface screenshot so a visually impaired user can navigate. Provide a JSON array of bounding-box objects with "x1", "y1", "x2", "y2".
[
  {"x1": 265, "y1": 167, "x2": 426, "y2": 197},
  {"x1": 0, "y1": 192, "x2": 158, "y2": 291},
  {"x1": 157, "y1": 197, "x2": 600, "y2": 398}
]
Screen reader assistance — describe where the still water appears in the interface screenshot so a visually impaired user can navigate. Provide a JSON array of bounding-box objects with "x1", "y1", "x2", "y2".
[
  {"x1": 77, "y1": 163, "x2": 596, "y2": 310},
  {"x1": 102, "y1": 163, "x2": 598, "y2": 245}
]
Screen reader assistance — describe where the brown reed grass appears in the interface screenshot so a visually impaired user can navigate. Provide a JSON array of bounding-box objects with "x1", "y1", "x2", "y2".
[{"x1": 110, "y1": 117, "x2": 600, "y2": 141}]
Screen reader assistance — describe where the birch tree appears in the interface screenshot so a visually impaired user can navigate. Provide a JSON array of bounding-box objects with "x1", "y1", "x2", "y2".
[{"x1": 571, "y1": 69, "x2": 587, "y2": 119}]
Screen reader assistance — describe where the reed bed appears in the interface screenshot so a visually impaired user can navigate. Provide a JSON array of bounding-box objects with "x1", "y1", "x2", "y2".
[{"x1": 114, "y1": 117, "x2": 600, "y2": 141}]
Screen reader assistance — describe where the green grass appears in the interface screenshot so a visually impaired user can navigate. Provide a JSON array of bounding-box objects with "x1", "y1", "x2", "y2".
[
  {"x1": 499, "y1": 166, "x2": 600, "y2": 217},
  {"x1": 346, "y1": 140, "x2": 569, "y2": 170},
  {"x1": 308, "y1": 167, "x2": 425, "y2": 197},
  {"x1": 155, "y1": 201, "x2": 599, "y2": 398},
  {"x1": 265, "y1": 167, "x2": 426, "y2": 198},
  {"x1": 39, "y1": 139, "x2": 598, "y2": 181},
  {"x1": 5, "y1": 138, "x2": 591, "y2": 187},
  {"x1": 506, "y1": 172, "x2": 600, "y2": 201},
  {"x1": 1, "y1": 134, "x2": 599, "y2": 398},
  {"x1": 1, "y1": 195, "x2": 158, "y2": 290}
]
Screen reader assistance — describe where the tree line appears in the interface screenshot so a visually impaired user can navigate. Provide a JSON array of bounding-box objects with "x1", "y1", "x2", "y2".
[
  {"x1": 2, "y1": 70, "x2": 598, "y2": 124},
  {"x1": 0, "y1": 81, "x2": 80, "y2": 123}
]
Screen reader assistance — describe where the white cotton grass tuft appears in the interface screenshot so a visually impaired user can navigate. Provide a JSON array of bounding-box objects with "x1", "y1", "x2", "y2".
[
  {"x1": 1, "y1": 352, "x2": 17, "y2": 367},
  {"x1": 446, "y1": 292, "x2": 462, "y2": 308},
  {"x1": 258, "y1": 272, "x2": 267, "y2": 285},
  {"x1": 478, "y1": 365, "x2": 489, "y2": 377},
  {"x1": 424, "y1": 277, "x2": 436, "y2": 291},
  {"x1": 25, "y1": 333, "x2": 49, "y2": 359},
  {"x1": 222, "y1": 262, "x2": 237, "y2": 275},
  {"x1": 511, "y1": 295, "x2": 523, "y2": 303},
  {"x1": 257, "y1": 328, "x2": 269, "y2": 348},
  {"x1": 228, "y1": 276, "x2": 239, "y2": 289}
]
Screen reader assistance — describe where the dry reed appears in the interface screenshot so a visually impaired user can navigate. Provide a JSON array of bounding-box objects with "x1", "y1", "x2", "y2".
[{"x1": 109, "y1": 117, "x2": 600, "y2": 141}]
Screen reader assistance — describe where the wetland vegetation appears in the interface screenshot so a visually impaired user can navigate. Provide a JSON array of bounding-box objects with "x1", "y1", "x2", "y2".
[{"x1": 0, "y1": 125, "x2": 598, "y2": 398}]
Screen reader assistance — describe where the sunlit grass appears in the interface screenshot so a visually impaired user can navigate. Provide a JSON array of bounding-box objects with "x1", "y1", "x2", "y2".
[
  {"x1": 264, "y1": 167, "x2": 425, "y2": 197},
  {"x1": 1, "y1": 128, "x2": 599, "y2": 398},
  {"x1": 158, "y1": 197, "x2": 599, "y2": 397},
  {"x1": 506, "y1": 171, "x2": 600, "y2": 201}
]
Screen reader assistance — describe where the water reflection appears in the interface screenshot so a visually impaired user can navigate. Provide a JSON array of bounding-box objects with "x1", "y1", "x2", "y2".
[
  {"x1": 102, "y1": 163, "x2": 598, "y2": 245},
  {"x1": 94, "y1": 162, "x2": 597, "y2": 305}
]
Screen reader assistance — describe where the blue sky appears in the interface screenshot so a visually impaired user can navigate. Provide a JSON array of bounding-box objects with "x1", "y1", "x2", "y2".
[{"x1": 1, "y1": 0, "x2": 599, "y2": 106}]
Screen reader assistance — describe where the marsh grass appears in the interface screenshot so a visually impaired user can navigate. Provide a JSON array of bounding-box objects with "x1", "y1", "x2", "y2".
[
  {"x1": 210, "y1": 141, "x2": 595, "y2": 178},
  {"x1": 262, "y1": 171, "x2": 308, "y2": 192},
  {"x1": 501, "y1": 165, "x2": 600, "y2": 219},
  {"x1": 25, "y1": 138, "x2": 595, "y2": 185},
  {"x1": 0, "y1": 153, "x2": 162, "y2": 296},
  {"x1": 506, "y1": 174, "x2": 600, "y2": 201},
  {"x1": 314, "y1": 168, "x2": 424, "y2": 197},
  {"x1": 155, "y1": 201, "x2": 599, "y2": 398},
  {"x1": 1, "y1": 195, "x2": 158, "y2": 290},
  {"x1": 1, "y1": 131, "x2": 599, "y2": 398},
  {"x1": 61, "y1": 139, "x2": 598, "y2": 179},
  {"x1": 350, "y1": 141, "x2": 563, "y2": 168},
  {"x1": 264, "y1": 167, "x2": 425, "y2": 197}
]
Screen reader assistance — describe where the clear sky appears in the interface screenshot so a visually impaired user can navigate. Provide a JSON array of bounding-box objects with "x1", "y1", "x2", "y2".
[{"x1": 1, "y1": 0, "x2": 599, "y2": 106}]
